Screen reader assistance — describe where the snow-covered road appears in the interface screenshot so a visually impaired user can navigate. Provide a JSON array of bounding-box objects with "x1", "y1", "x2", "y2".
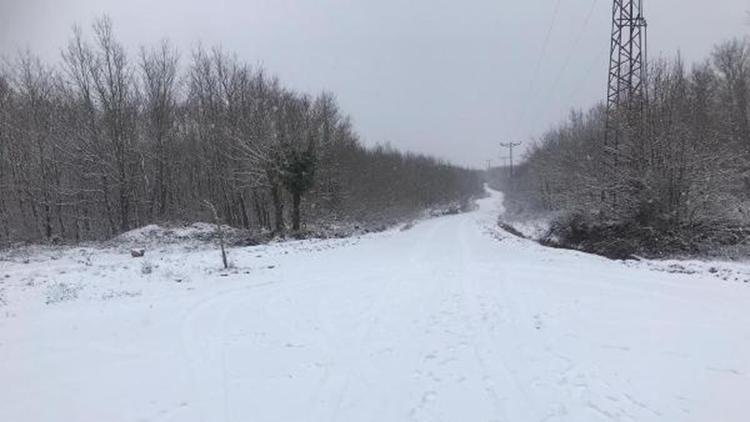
[{"x1": 1, "y1": 190, "x2": 749, "y2": 421}]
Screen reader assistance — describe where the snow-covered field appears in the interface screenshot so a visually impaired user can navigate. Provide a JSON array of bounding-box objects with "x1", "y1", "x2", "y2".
[{"x1": 1, "y1": 189, "x2": 749, "y2": 422}]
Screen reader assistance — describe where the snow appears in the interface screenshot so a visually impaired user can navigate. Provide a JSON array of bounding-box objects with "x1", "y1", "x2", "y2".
[
  {"x1": 502, "y1": 217, "x2": 552, "y2": 240},
  {"x1": 1, "y1": 189, "x2": 749, "y2": 422}
]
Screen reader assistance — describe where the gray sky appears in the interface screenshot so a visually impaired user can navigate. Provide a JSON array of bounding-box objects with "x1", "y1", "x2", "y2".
[{"x1": 1, "y1": 0, "x2": 748, "y2": 168}]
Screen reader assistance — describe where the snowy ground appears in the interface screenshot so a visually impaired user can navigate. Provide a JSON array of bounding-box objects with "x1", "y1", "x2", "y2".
[{"x1": 1, "y1": 189, "x2": 749, "y2": 422}]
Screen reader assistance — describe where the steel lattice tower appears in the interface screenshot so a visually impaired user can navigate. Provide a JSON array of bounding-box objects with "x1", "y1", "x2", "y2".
[{"x1": 605, "y1": 0, "x2": 647, "y2": 154}]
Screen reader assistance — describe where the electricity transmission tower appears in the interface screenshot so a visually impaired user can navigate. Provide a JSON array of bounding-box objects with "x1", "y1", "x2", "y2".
[{"x1": 604, "y1": 0, "x2": 648, "y2": 158}]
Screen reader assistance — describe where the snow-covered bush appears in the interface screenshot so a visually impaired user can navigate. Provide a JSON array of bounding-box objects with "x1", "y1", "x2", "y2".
[
  {"x1": 141, "y1": 261, "x2": 153, "y2": 275},
  {"x1": 45, "y1": 282, "x2": 82, "y2": 305}
]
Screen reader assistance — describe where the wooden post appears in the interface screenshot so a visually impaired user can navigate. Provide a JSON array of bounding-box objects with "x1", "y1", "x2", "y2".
[{"x1": 204, "y1": 200, "x2": 228, "y2": 269}]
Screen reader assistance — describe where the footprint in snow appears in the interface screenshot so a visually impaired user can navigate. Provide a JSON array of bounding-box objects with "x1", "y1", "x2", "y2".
[{"x1": 533, "y1": 314, "x2": 543, "y2": 330}]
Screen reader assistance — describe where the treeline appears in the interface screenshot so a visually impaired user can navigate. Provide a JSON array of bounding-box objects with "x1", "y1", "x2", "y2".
[
  {"x1": 0, "y1": 17, "x2": 483, "y2": 244},
  {"x1": 505, "y1": 38, "x2": 750, "y2": 256}
]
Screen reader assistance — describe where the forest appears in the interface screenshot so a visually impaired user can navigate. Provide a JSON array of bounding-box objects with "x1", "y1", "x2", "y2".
[
  {"x1": 0, "y1": 17, "x2": 483, "y2": 245},
  {"x1": 496, "y1": 38, "x2": 750, "y2": 257}
]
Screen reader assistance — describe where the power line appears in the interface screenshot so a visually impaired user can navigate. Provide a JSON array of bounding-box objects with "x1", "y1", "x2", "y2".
[
  {"x1": 564, "y1": 42, "x2": 609, "y2": 106},
  {"x1": 550, "y1": 41, "x2": 609, "y2": 126},
  {"x1": 516, "y1": 0, "x2": 563, "y2": 137},
  {"x1": 534, "y1": 0, "x2": 603, "y2": 130},
  {"x1": 548, "y1": 0, "x2": 601, "y2": 97}
]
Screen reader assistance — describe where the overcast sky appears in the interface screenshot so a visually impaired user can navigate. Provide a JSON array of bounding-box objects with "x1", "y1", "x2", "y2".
[{"x1": 1, "y1": 0, "x2": 748, "y2": 168}]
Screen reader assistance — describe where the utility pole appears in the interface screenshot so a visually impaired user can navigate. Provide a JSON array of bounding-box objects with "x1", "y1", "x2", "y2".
[{"x1": 500, "y1": 142, "x2": 521, "y2": 179}]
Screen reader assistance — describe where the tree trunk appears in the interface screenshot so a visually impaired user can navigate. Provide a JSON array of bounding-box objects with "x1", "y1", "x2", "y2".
[
  {"x1": 252, "y1": 190, "x2": 269, "y2": 229},
  {"x1": 43, "y1": 202, "x2": 52, "y2": 239},
  {"x1": 238, "y1": 192, "x2": 250, "y2": 229},
  {"x1": 271, "y1": 183, "x2": 284, "y2": 234},
  {"x1": 119, "y1": 183, "x2": 129, "y2": 232},
  {"x1": 102, "y1": 176, "x2": 116, "y2": 236},
  {"x1": 292, "y1": 192, "x2": 301, "y2": 232}
]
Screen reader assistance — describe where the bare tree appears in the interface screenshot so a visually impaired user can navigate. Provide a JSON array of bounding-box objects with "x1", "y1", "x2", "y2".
[
  {"x1": 140, "y1": 40, "x2": 180, "y2": 218},
  {"x1": 0, "y1": 16, "x2": 484, "y2": 244}
]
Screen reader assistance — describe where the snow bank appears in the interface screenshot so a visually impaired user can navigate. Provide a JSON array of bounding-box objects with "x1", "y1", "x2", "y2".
[
  {"x1": 115, "y1": 222, "x2": 245, "y2": 245},
  {"x1": 499, "y1": 217, "x2": 552, "y2": 240},
  {"x1": 626, "y1": 258, "x2": 750, "y2": 284}
]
